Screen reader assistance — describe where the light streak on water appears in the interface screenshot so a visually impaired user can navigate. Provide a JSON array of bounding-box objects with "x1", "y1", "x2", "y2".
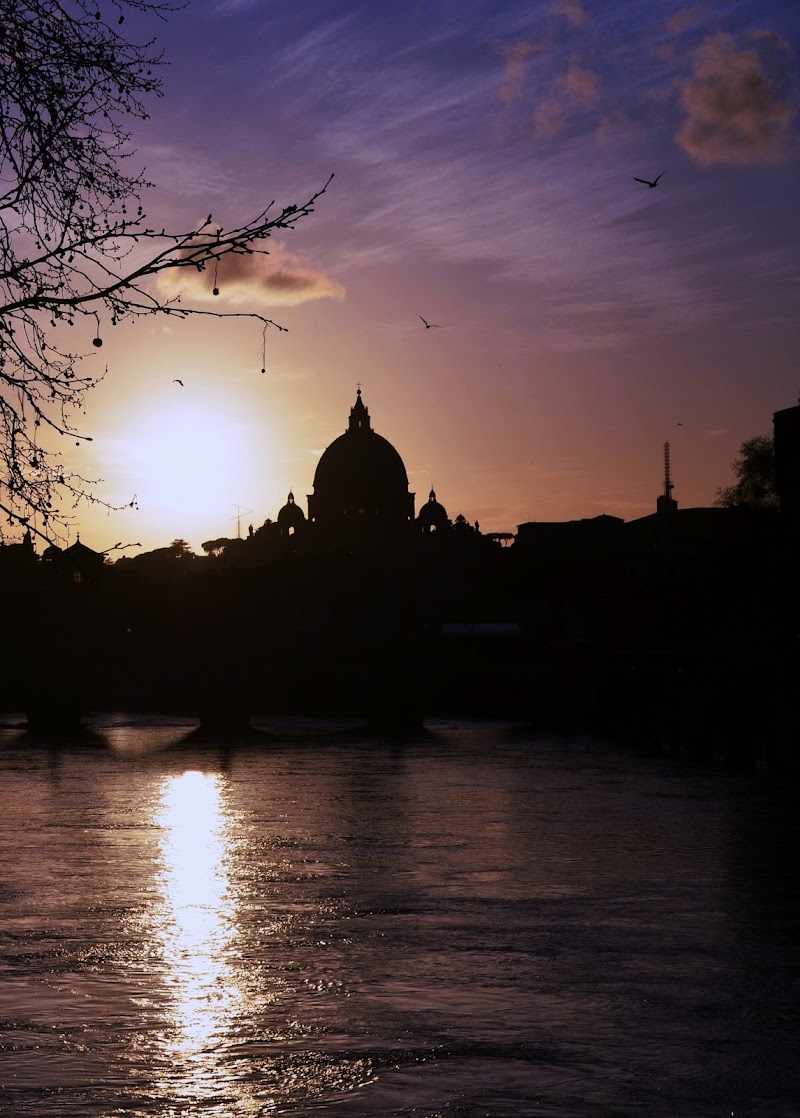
[{"x1": 153, "y1": 769, "x2": 246, "y2": 1109}]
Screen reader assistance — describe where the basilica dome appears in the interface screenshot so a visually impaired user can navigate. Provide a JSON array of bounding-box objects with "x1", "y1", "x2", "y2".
[{"x1": 308, "y1": 390, "x2": 415, "y2": 536}]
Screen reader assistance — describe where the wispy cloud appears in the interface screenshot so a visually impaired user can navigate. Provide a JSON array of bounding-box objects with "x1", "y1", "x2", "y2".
[
  {"x1": 496, "y1": 40, "x2": 544, "y2": 104},
  {"x1": 594, "y1": 108, "x2": 640, "y2": 146},
  {"x1": 157, "y1": 242, "x2": 345, "y2": 307},
  {"x1": 550, "y1": 0, "x2": 589, "y2": 29},
  {"x1": 197, "y1": 1, "x2": 798, "y2": 351},
  {"x1": 533, "y1": 95, "x2": 567, "y2": 139},
  {"x1": 335, "y1": 128, "x2": 735, "y2": 345},
  {"x1": 532, "y1": 52, "x2": 602, "y2": 139},
  {"x1": 664, "y1": 3, "x2": 710, "y2": 38},
  {"x1": 273, "y1": 11, "x2": 363, "y2": 84},
  {"x1": 563, "y1": 57, "x2": 602, "y2": 104},
  {"x1": 676, "y1": 30, "x2": 798, "y2": 165},
  {"x1": 136, "y1": 144, "x2": 241, "y2": 203},
  {"x1": 531, "y1": 55, "x2": 601, "y2": 138}
]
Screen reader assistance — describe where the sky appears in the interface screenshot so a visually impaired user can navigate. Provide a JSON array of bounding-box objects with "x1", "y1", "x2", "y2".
[{"x1": 47, "y1": 0, "x2": 800, "y2": 554}]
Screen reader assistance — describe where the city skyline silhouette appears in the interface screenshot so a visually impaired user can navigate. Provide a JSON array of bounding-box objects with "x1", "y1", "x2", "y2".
[{"x1": 8, "y1": 0, "x2": 795, "y2": 555}]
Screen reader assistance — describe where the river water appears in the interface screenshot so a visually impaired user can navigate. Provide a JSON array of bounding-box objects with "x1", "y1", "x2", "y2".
[{"x1": 0, "y1": 717, "x2": 797, "y2": 1118}]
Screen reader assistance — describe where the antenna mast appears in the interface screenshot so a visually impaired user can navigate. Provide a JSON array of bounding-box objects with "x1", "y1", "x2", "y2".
[
  {"x1": 663, "y1": 441, "x2": 673, "y2": 499},
  {"x1": 231, "y1": 505, "x2": 253, "y2": 540}
]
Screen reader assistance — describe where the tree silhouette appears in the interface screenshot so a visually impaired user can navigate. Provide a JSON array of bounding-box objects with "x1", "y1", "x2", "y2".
[
  {"x1": 201, "y1": 537, "x2": 234, "y2": 558},
  {"x1": 1, "y1": 0, "x2": 332, "y2": 543},
  {"x1": 715, "y1": 435, "x2": 779, "y2": 510}
]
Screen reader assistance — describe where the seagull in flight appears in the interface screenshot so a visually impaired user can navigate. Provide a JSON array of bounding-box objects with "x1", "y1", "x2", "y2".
[
  {"x1": 634, "y1": 171, "x2": 665, "y2": 188},
  {"x1": 172, "y1": 378, "x2": 184, "y2": 386},
  {"x1": 419, "y1": 315, "x2": 443, "y2": 329}
]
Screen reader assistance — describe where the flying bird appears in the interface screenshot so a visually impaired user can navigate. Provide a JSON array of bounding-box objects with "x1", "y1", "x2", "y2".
[
  {"x1": 172, "y1": 378, "x2": 184, "y2": 386},
  {"x1": 419, "y1": 315, "x2": 443, "y2": 329},
  {"x1": 634, "y1": 171, "x2": 665, "y2": 188}
]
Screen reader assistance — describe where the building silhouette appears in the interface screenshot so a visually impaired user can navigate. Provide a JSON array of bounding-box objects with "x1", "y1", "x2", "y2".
[
  {"x1": 417, "y1": 489, "x2": 451, "y2": 534},
  {"x1": 240, "y1": 389, "x2": 468, "y2": 556},
  {"x1": 774, "y1": 402, "x2": 800, "y2": 536},
  {"x1": 1, "y1": 393, "x2": 797, "y2": 767},
  {"x1": 277, "y1": 491, "x2": 306, "y2": 539},
  {"x1": 306, "y1": 388, "x2": 416, "y2": 548},
  {"x1": 41, "y1": 536, "x2": 105, "y2": 585}
]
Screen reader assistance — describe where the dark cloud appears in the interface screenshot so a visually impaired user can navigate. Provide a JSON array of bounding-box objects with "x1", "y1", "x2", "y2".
[
  {"x1": 158, "y1": 242, "x2": 345, "y2": 306},
  {"x1": 676, "y1": 30, "x2": 797, "y2": 166}
]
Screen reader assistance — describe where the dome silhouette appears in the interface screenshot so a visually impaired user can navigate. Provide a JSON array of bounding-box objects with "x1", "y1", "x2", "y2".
[
  {"x1": 417, "y1": 489, "x2": 450, "y2": 533},
  {"x1": 308, "y1": 389, "x2": 415, "y2": 536},
  {"x1": 277, "y1": 491, "x2": 306, "y2": 536}
]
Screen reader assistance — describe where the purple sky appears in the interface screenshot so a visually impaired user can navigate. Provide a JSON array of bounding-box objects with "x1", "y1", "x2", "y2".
[{"x1": 57, "y1": 0, "x2": 800, "y2": 552}]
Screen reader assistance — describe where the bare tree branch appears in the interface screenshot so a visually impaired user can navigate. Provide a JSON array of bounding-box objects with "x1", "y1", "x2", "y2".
[{"x1": 1, "y1": 0, "x2": 331, "y2": 543}]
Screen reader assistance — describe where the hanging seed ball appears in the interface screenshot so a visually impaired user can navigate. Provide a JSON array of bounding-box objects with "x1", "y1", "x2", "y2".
[
  {"x1": 261, "y1": 367, "x2": 266, "y2": 374},
  {"x1": 93, "y1": 337, "x2": 103, "y2": 347},
  {"x1": 213, "y1": 287, "x2": 220, "y2": 296}
]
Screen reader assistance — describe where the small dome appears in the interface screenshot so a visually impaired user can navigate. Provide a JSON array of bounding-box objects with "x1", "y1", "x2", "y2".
[
  {"x1": 277, "y1": 491, "x2": 306, "y2": 533},
  {"x1": 417, "y1": 488, "x2": 450, "y2": 532}
]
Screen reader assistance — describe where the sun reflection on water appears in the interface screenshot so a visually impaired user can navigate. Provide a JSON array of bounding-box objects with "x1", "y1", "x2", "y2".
[
  {"x1": 150, "y1": 768, "x2": 362, "y2": 1113},
  {"x1": 154, "y1": 769, "x2": 244, "y2": 1104}
]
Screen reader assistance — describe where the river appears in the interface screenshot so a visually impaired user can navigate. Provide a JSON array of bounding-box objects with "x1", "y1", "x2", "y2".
[{"x1": 1, "y1": 716, "x2": 797, "y2": 1117}]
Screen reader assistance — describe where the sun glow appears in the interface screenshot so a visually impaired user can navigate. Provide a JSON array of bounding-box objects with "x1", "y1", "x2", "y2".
[{"x1": 107, "y1": 395, "x2": 269, "y2": 546}]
